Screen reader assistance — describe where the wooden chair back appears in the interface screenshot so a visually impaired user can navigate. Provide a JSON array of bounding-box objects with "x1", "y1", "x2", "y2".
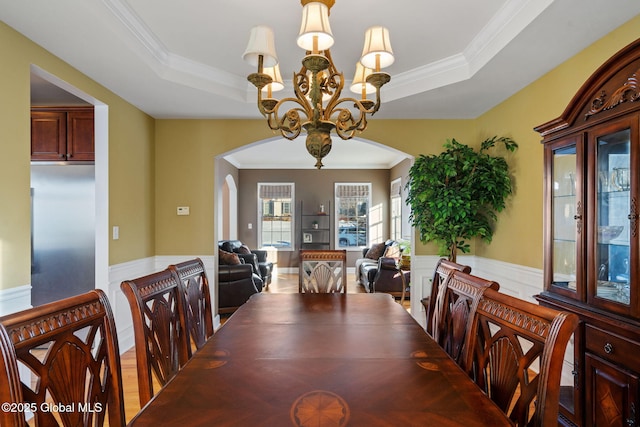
[
  {"x1": 0, "y1": 290, "x2": 125, "y2": 427},
  {"x1": 169, "y1": 258, "x2": 214, "y2": 354},
  {"x1": 462, "y1": 288, "x2": 579, "y2": 427},
  {"x1": 299, "y1": 250, "x2": 347, "y2": 293},
  {"x1": 121, "y1": 269, "x2": 189, "y2": 406},
  {"x1": 0, "y1": 324, "x2": 26, "y2": 427},
  {"x1": 430, "y1": 271, "x2": 499, "y2": 365},
  {"x1": 425, "y1": 258, "x2": 471, "y2": 335}
]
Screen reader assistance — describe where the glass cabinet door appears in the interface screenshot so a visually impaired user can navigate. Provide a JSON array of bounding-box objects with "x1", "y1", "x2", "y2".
[
  {"x1": 548, "y1": 140, "x2": 583, "y2": 425},
  {"x1": 592, "y1": 125, "x2": 633, "y2": 313},
  {"x1": 550, "y1": 141, "x2": 583, "y2": 299}
]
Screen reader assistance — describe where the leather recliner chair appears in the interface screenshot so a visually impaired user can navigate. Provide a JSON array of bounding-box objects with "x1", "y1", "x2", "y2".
[{"x1": 218, "y1": 240, "x2": 273, "y2": 288}]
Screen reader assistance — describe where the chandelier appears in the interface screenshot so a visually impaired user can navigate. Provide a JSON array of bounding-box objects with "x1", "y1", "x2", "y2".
[{"x1": 243, "y1": 0, "x2": 394, "y2": 169}]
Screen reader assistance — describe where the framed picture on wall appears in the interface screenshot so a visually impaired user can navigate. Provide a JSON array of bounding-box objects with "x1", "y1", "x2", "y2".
[{"x1": 303, "y1": 233, "x2": 312, "y2": 243}]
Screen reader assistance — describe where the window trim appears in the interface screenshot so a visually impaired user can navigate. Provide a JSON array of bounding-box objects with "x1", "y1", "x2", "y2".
[{"x1": 390, "y1": 177, "x2": 402, "y2": 242}]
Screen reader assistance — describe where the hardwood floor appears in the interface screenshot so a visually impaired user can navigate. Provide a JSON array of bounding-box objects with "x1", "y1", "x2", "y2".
[{"x1": 120, "y1": 271, "x2": 410, "y2": 423}]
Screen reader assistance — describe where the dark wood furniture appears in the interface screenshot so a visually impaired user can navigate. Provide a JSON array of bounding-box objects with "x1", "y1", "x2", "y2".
[
  {"x1": 0, "y1": 290, "x2": 125, "y2": 427},
  {"x1": 169, "y1": 258, "x2": 214, "y2": 354},
  {"x1": 463, "y1": 288, "x2": 579, "y2": 427},
  {"x1": 431, "y1": 271, "x2": 499, "y2": 366},
  {"x1": 425, "y1": 258, "x2": 471, "y2": 336},
  {"x1": 31, "y1": 106, "x2": 95, "y2": 161},
  {"x1": 128, "y1": 293, "x2": 513, "y2": 426},
  {"x1": 298, "y1": 249, "x2": 347, "y2": 293},
  {"x1": 0, "y1": 324, "x2": 27, "y2": 427},
  {"x1": 535, "y1": 37, "x2": 640, "y2": 426},
  {"x1": 120, "y1": 269, "x2": 189, "y2": 406}
]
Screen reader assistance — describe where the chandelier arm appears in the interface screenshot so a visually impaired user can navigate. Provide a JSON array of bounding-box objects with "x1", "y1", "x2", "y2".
[
  {"x1": 325, "y1": 96, "x2": 373, "y2": 133},
  {"x1": 265, "y1": 98, "x2": 311, "y2": 139}
]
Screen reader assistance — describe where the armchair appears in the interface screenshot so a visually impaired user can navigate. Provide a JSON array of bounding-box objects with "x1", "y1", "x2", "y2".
[
  {"x1": 372, "y1": 257, "x2": 410, "y2": 302},
  {"x1": 354, "y1": 240, "x2": 402, "y2": 292},
  {"x1": 219, "y1": 240, "x2": 273, "y2": 288}
]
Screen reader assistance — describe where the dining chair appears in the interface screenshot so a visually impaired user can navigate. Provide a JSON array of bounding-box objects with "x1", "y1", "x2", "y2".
[
  {"x1": 299, "y1": 250, "x2": 347, "y2": 293},
  {"x1": 462, "y1": 288, "x2": 579, "y2": 427},
  {"x1": 169, "y1": 258, "x2": 214, "y2": 354},
  {"x1": 425, "y1": 258, "x2": 471, "y2": 336},
  {"x1": 0, "y1": 289, "x2": 125, "y2": 427},
  {"x1": 430, "y1": 271, "x2": 499, "y2": 366},
  {"x1": 121, "y1": 268, "x2": 190, "y2": 406},
  {"x1": 0, "y1": 323, "x2": 26, "y2": 427}
]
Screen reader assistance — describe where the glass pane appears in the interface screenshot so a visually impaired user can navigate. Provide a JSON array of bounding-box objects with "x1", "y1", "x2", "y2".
[
  {"x1": 552, "y1": 145, "x2": 578, "y2": 292},
  {"x1": 596, "y1": 129, "x2": 630, "y2": 305},
  {"x1": 336, "y1": 184, "x2": 370, "y2": 248}
]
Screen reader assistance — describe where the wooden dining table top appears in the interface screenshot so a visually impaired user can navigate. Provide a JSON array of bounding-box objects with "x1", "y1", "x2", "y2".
[{"x1": 127, "y1": 293, "x2": 513, "y2": 427}]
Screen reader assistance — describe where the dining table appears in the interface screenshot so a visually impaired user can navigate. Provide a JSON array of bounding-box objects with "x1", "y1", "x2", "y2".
[{"x1": 127, "y1": 292, "x2": 513, "y2": 427}]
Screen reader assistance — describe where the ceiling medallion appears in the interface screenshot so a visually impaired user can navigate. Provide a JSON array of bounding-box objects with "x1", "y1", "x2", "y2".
[{"x1": 243, "y1": 0, "x2": 394, "y2": 169}]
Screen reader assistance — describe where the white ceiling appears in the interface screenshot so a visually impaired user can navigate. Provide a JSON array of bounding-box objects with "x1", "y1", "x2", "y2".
[{"x1": 6, "y1": 0, "x2": 640, "y2": 169}]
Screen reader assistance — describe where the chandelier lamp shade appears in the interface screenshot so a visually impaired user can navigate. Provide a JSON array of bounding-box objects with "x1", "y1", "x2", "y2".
[{"x1": 243, "y1": 0, "x2": 394, "y2": 169}]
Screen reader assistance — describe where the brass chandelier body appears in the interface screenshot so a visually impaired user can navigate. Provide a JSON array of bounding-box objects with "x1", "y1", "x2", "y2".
[{"x1": 244, "y1": 0, "x2": 393, "y2": 169}]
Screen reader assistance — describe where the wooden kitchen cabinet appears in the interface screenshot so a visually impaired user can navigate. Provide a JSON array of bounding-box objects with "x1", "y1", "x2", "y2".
[
  {"x1": 31, "y1": 107, "x2": 94, "y2": 161},
  {"x1": 535, "y1": 38, "x2": 640, "y2": 426}
]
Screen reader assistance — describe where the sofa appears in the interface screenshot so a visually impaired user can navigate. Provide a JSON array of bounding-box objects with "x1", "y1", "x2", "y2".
[
  {"x1": 218, "y1": 240, "x2": 273, "y2": 288},
  {"x1": 355, "y1": 240, "x2": 402, "y2": 292}
]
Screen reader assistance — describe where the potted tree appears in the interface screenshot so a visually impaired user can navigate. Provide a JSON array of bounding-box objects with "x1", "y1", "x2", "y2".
[{"x1": 406, "y1": 136, "x2": 518, "y2": 262}]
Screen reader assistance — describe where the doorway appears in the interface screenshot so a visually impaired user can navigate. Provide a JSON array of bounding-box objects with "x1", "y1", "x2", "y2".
[{"x1": 29, "y1": 66, "x2": 109, "y2": 305}]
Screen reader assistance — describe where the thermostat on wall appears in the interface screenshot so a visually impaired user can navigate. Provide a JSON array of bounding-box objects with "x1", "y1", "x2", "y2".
[{"x1": 177, "y1": 206, "x2": 190, "y2": 216}]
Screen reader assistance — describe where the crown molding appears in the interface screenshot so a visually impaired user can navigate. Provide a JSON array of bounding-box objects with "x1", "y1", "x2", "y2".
[{"x1": 102, "y1": 0, "x2": 552, "y2": 106}]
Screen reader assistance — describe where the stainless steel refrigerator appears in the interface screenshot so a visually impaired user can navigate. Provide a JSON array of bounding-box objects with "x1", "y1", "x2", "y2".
[{"x1": 31, "y1": 163, "x2": 95, "y2": 306}]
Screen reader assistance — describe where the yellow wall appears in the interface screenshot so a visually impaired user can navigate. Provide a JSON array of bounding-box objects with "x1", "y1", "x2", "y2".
[
  {"x1": 0, "y1": 21, "x2": 155, "y2": 289},
  {"x1": 154, "y1": 120, "x2": 273, "y2": 255}
]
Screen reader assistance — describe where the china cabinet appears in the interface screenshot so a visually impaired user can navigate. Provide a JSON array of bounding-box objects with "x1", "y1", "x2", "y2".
[{"x1": 535, "y1": 38, "x2": 640, "y2": 427}]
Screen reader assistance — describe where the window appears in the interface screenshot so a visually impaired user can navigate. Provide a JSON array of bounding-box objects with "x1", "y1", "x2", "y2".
[
  {"x1": 335, "y1": 183, "x2": 370, "y2": 249},
  {"x1": 258, "y1": 183, "x2": 294, "y2": 249},
  {"x1": 390, "y1": 178, "x2": 402, "y2": 241}
]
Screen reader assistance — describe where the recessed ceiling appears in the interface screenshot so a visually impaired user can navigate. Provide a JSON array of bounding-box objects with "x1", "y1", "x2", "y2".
[{"x1": 9, "y1": 0, "x2": 640, "y2": 168}]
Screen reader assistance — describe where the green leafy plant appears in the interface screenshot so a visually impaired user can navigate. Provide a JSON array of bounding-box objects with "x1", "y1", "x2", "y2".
[{"x1": 406, "y1": 136, "x2": 518, "y2": 261}]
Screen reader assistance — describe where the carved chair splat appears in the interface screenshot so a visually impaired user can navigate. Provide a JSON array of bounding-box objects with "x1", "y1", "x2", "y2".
[
  {"x1": 462, "y1": 288, "x2": 579, "y2": 427},
  {"x1": 121, "y1": 269, "x2": 190, "y2": 407},
  {"x1": 299, "y1": 250, "x2": 347, "y2": 293},
  {"x1": 430, "y1": 271, "x2": 499, "y2": 366},
  {"x1": 0, "y1": 290, "x2": 125, "y2": 427},
  {"x1": 425, "y1": 258, "x2": 471, "y2": 336},
  {"x1": 169, "y1": 258, "x2": 214, "y2": 354}
]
